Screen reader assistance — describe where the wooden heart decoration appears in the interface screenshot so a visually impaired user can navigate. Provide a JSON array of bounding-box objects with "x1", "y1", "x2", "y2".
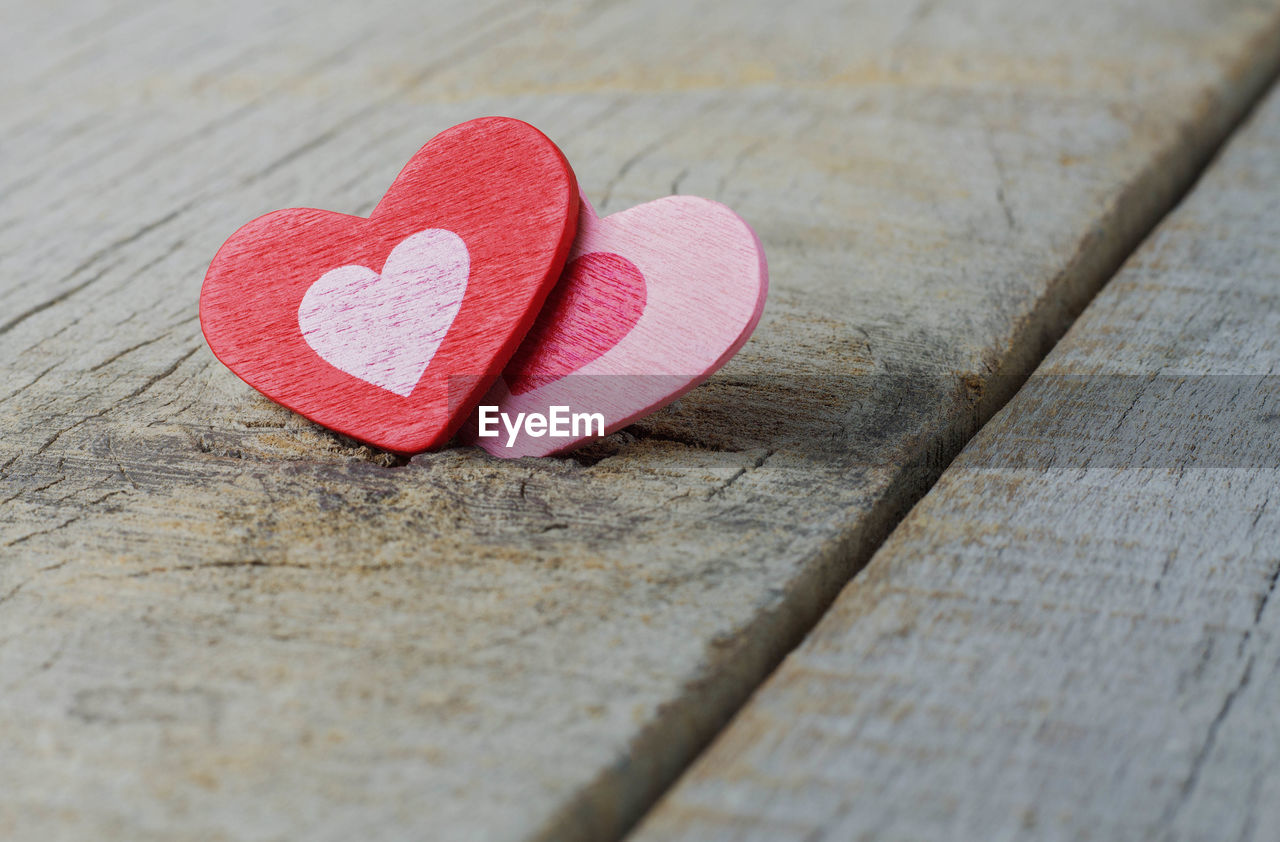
[
  {"x1": 503, "y1": 251, "x2": 647, "y2": 396},
  {"x1": 200, "y1": 117, "x2": 579, "y2": 454},
  {"x1": 462, "y1": 194, "x2": 768, "y2": 457}
]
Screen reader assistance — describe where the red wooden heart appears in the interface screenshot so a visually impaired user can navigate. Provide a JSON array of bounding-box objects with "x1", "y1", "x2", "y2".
[{"x1": 199, "y1": 117, "x2": 579, "y2": 454}]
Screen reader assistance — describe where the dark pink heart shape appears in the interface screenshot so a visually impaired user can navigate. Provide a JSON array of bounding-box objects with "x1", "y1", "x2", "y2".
[{"x1": 504, "y1": 251, "x2": 646, "y2": 395}]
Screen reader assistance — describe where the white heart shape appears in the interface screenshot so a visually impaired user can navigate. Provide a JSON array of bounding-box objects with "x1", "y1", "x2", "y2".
[{"x1": 298, "y1": 229, "x2": 469, "y2": 397}]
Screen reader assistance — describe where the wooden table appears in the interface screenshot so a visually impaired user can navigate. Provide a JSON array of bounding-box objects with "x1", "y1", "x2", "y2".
[{"x1": 2, "y1": 1, "x2": 1279, "y2": 840}]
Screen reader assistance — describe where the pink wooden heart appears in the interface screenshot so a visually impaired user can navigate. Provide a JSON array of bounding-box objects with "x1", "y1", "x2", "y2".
[
  {"x1": 461, "y1": 194, "x2": 768, "y2": 457},
  {"x1": 503, "y1": 251, "x2": 646, "y2": 396}
]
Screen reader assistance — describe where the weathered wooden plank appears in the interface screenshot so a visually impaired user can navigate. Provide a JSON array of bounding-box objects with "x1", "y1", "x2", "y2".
[
  {"x1": 2, "y1": 2, "x2": 1280, "y2": 840},
  {"x1": 632, "y1": 67, "x2": 1280, "y2": 842}
]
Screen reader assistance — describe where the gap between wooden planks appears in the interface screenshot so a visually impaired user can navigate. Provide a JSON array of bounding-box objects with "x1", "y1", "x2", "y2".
[
  {"x1": 2, "y1": 2, "x2": 1280, "y2": 841},
  {"x1": 632, "y1": 60, "x2": 1280, "y2": 842}
]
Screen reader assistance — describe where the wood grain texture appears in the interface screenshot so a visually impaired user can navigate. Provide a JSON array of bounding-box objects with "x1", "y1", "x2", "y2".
[
  {"x1": 200, "y1": 116, "x2": 579, "y2": 453},
  {"x1": 632, "y1": 68, "x2": 1280, "y2": 842},
  {"x1": 466, "y1": 195, "x2": 768, "y2": 457},
  {"x1": 2, "y1": 1, "x2": 1280, "y2": 840}
]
